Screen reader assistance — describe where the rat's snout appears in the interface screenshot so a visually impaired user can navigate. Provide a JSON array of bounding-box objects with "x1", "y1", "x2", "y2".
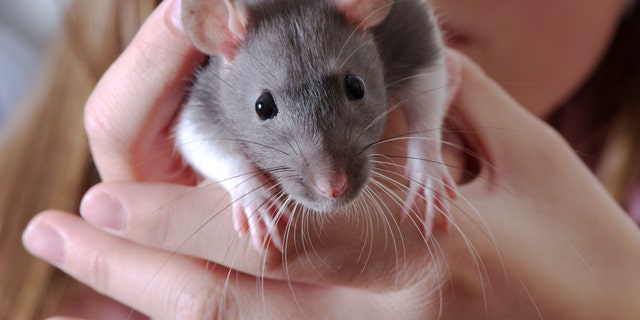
[{"x1": 312, "y1": 171, "x2": 349, "y2": 199}]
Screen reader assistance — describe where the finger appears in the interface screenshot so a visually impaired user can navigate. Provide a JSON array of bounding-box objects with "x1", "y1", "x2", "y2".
[
  {"x1": 23, "y1": 211, "x2": 380, "y2": 319},
  {"x1": 23, "y1": 211, "x2": 260, "y2": 319},
  {"x1": 442, "y1": 49, "x2": 623, "y2": 244},
  {"x1": 23, "y1": 211, "x2": 222, "y2": 319},
  {"x1": 84, "y1": 0, "x2": 202, "y2": 183},
  {"x1": 80, "y1": 182, "x2": 248, "y2": 268},
  {"x1": 79, "y1": 181, "x2": 435, "y2": 289}
]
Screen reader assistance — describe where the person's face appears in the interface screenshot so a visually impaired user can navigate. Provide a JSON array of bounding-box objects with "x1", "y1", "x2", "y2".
[{"x1": 432, "y1": 0, "x2": 627, "y2": 117}]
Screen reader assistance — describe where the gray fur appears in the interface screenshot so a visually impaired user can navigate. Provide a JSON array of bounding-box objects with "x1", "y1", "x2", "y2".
[{"x1": 177, "y1": 0, "x2": 442, "y2": 211}]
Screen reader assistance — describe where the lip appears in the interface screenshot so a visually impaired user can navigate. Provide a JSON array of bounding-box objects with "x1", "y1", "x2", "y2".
[{"x1": 439, "y1": 23, "x2": 470, "y2": 48}]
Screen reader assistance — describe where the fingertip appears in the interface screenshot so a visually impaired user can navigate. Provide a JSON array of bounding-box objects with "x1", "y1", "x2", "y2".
[
  {"x1": 443, "y1": 48, "x2": 462, "y2": 108},
  {"x1": 80, "y1": 188, "x2": 126, "y2": 233},
  {"x1": 166, "y1": 0, "x2": 185, "y2": 34},
  {"x1": 85, "y1": 0, "x2": 201, "y2": 182},
  {"x1": 23, "y1": 211, "x2": 67, "y2": 267},
  {"x1": 446, "y1": 48, "x2": 498, "y2": 93},
  {"x1": 447, "y1": 48, "x2": 512, "y2": 113},
  {"x1": 444, "y1": 48, "x2": 462, "y2": 79}
]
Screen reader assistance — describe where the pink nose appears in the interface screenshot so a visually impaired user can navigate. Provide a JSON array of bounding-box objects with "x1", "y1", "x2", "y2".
[{"x1": 314, "y1": 174, "x2": 348, "y2": 199}]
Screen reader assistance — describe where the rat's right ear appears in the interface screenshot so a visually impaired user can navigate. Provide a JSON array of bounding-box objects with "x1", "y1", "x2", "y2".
[
  {"x1": 331, "y1": 0, "x2": 392, "y2": 29},
  {"x1": 182, "y1": 0, "x2": 248, "y2": 60}
]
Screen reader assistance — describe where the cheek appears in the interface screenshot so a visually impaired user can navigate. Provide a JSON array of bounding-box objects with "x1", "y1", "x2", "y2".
[{"x1": 441, "y1": 0, "x2": 625, "y2": 117}]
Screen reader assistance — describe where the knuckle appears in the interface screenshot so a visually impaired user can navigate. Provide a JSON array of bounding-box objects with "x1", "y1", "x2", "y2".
[
  {"x1": 257, "y1": 251, "x2": 288, "y2": 273},
  {"x1": 82, "y1": 248, "x2": 112, "y2": 294},
  {"x1": 147, "y1": 207, "x2": 173, "y2": 246},
  {"x1": 83, "y1": 91, "x2": 108, "y2": 138},
  {"x1": 172, "y1": 274, "x2": 238, "y2": 320},
  {"x1": 84, "y1": 90, "x2": 127, "y2": 150}
]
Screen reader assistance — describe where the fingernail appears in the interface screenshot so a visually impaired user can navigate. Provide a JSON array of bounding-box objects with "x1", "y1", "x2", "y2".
[
  {"x1": 169, "y1": 0, "x2": 185, "y2": 33},
  {"x1": 23, "y1": 221, "x2": 65, "y2": 266},
  {"x1": 81, "y1": 191, "x2": 125, "y2": 232}
]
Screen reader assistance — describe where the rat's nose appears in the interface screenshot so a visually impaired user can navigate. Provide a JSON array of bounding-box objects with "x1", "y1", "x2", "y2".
[{"x1": 313, "y1": 173, "x2": 348, "y2": 199}]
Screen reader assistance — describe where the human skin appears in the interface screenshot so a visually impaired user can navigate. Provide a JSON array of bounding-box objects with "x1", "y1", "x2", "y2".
[
  {"x1": 25, "y1": 49, "x2": 640, "y2": 318},
  {"x1": 432, "y1": 0, "x2": 625, "y2": 117},
  {"x1": 22, "y1": 0, "x2": 640, "y2": 318}
]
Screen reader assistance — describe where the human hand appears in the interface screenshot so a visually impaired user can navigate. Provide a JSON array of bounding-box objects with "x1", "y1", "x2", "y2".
[
  {"x1": 23, "y1": 0, "x2": 640, "y2": 317},
  {"x1": 81, "y1": 0, "x2": 201, "y2": 185},
  {"x1": 23, "y1": 0, "x2": 443, "y2": 317},
  {"x1": 429, "y1": 51, "x2": 640, "y2": 318}
]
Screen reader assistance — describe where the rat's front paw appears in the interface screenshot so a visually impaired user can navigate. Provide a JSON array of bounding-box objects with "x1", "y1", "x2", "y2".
[
  {"x1": 229, "y1": 177, "x2": 288, "y2": 253},
  {"x1": 402, "y1": 156, "x2": 456, "y2": 237}
]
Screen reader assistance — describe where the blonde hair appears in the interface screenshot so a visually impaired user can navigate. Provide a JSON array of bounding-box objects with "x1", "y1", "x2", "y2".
[
  {"x1": 0, "y1": 1, "x2": 158, "y2": 318},
  {"x1": 602, "y1": 4, "x2": 640, "y2": 204},
  {"x1": 0, "y1": 0, "x2": 638, "y2": 318}
]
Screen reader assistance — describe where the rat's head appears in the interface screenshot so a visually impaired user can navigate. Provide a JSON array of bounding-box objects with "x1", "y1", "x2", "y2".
[{"x1": 183, "y1": 0, "x2": 393, "y2": 211}]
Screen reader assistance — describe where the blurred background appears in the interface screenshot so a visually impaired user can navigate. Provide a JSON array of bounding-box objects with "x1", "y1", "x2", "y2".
[{"x1": 0, "y1": 0, "x2": 71, "y2": 125}]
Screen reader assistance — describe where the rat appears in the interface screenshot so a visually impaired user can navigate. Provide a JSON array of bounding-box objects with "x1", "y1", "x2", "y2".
[{"x1": 175, "y1": 0, "x2": 456, "y2": 251}]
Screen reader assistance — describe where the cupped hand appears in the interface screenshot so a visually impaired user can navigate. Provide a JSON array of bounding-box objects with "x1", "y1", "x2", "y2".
[
  {"x1": 82, "y1": 0, "x2": 201, "y2": 184},
  {"x1": 23, "y1": 0, "x2": 640, "y2": 318},
  {"x1": 74, "y1": 0, "x2": 440, "y2": 289}
]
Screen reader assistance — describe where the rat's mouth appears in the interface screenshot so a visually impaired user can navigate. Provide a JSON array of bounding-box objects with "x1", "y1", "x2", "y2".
[
  {"x1": 275, "y1": 175, "x2": 368, "y2": 214},
  {"x1": 291, "y1": 184, "x2": 363, "y2": 213},
  {"x1": 309, "y1": 191, "x2": 362, "y2": 212}
]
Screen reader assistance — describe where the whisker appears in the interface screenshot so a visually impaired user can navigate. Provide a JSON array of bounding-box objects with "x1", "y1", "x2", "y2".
[
  {"x1": 363, "y1": 179, "x2": 407, "y2": 287},
  {"x1": 364, "y1": 128, "x2": 441, "y2": 149},
  {"x1": 336, "y1": 1, "x2": 396, "y2": 63},
  {"x1": 175, "y1": 136, "x2": 292, "y2": 157},
  {"x1": 369, "y1": 154, "x2": 498, "y2": 304},
  {"x1": 384, "y1": 71, "x2": 439, "y2": 89},
  {"x1": 338, "y1": 41, "x2": 371, "y2": 69},
  {"x1": 282, "y1": 201, "x2": 310, "y2": 318},
  {"x1": 232, "y1": 41, "x2": 278, "y2": 84},
  {"x1": 356, "y1": 82, "x2": 456, "y2": 140}
]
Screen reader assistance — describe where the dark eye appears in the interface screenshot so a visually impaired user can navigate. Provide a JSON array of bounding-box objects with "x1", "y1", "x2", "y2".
[
  {"x1": 255, "y1": 92, "x2": 278, "y2": 120},
  {"x1": 345, "y1": 74, "x2": 365, "y2": 100}
]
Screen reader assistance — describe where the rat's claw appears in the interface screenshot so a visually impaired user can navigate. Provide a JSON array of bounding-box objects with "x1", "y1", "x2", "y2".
[
  {"x1": 230, "y1": 183, "x2": 287, "y2": 253},
  {"x1": 232, "y1": 202, "x2": 249, "y2": 236},
  {"x1": 246, "y1": 211, "x2": 266, "y2": 251},
  {"x1": 423, "y1": 178, "x2": 453, "y2": 235},
  {"x1": 402, "y1": 158, "x2": 455, "y2": 237},
  {"x1": 256, "y1": 199, "x2": 285, "y2": 252}
]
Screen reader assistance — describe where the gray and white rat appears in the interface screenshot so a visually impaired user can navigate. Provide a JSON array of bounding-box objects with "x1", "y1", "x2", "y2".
[{"x1": 175, "y1": 0, "x2": 455, "y2": 251}]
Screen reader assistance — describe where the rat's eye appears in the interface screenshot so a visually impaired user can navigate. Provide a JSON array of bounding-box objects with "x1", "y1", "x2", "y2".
[
  {"x1": 255, "y1": 92, "x2": 278, "y2": 120},
  {"x1": 345, "y1": 74, "x2": 365, "y2": 100}
]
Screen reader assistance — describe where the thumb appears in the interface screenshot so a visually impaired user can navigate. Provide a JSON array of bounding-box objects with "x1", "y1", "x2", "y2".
[{"x1": 445, "y1": 48, "x2": 571, "y2": 181}]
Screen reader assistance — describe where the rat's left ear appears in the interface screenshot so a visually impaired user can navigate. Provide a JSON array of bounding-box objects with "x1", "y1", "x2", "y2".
[
  {"x1": 182, "y1": 0, "x2": 249, "y2": 60},
  {"x1": 331, "y1": 0, "x2": 392, "y2": 29}
]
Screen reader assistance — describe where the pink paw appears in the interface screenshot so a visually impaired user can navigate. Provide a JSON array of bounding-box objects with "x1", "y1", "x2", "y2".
[
  {"x1": 229, "y1": 176, "x2": 288, "y2": 252},
  {"x1": 402, "y1": 157, "x2": 456, "y2": 236}
]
